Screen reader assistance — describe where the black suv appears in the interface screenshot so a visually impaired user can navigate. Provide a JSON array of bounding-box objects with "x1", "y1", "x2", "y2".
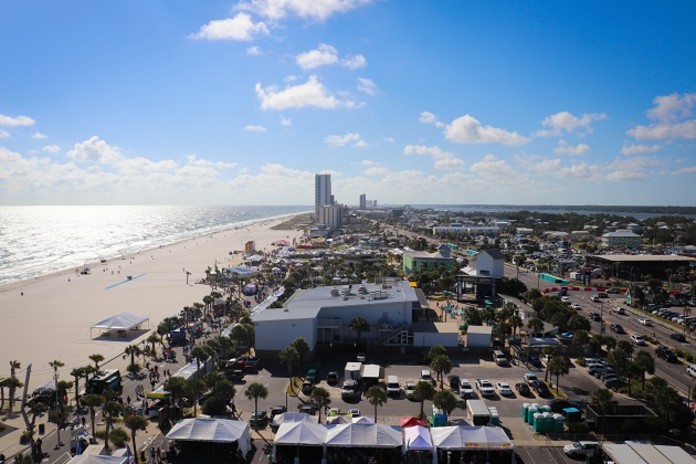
[
  {"x1": 656, "y1": 345, "x2": 679, "y2": 363},
  {"x1": 609, "y1": 323, "x2": 625, "y2": 334},
  {"x1": 670, "y1": 333, "x2": 687, "y2": 343},
  {"x1": 589, "y1": 312, "x2": 602, "y2": 321}
]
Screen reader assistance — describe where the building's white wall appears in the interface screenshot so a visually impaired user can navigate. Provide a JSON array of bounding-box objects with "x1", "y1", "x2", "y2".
[
  {"x1": 413, "y1": 332, "x2": 459, "y2": 347},
  {"x1": 255, "y1": 318, "x2": 316, "y2": 351},
  {"x1": 319, "y1": 300, "x2": 412, "y2": 341},
  {"x1": 476, "y1": 254, "x2": 504, "y2": 278},
  {"x1": 466, "y1": 331, "x2": 492, "y2": 348}
]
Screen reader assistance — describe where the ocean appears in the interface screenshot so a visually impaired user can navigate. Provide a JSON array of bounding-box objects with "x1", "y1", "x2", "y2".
[{"x1": 0, "y1": 205, "x2": 310, "y2": 286}]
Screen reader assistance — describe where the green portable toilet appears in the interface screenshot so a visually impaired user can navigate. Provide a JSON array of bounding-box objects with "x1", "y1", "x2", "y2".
[
  {"x1": 527, "y1": 404, "x2": 539, "y2": 423},
  {"x1": 553, "y1": 413, "x2": 566, "y2": 432},
  {"x1": 542, "y1": 412, "x2": 554, "y2": 432},
  {"x1": 522, "y1": 403, "x2": 530, "y2": 422},
  {"x1": 532, "y1": 413, "x2": 543, "y2": 432},
  {"x1": 539, "y1": 405, "x2": 552, "y2": 414},
  {"x1": 488, "y1": 407, "x2": 499, "y2": 426}
]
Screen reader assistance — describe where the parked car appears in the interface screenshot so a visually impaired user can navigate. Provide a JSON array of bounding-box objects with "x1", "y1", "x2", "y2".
[
  {"x1": 270, "y1": 405, "x2": 287, "y2": 419},
  {"x1": 549, "y1": 399, "x2": 583, "y2": 413},
  {"x1": 631, "y1": 334, "x2": 647, "y2": 346},
  {"x1": 514, "y1": 382, "x2": 530, "y2": 396},
  {"x1": 670, "y1": 333, "x2": 687, "y2": 343},
  {"x1": 638, "y1": 318, "x2": 653, "y2": 326},
  {"x1": 356, "y1": 353, "x2": 367, "y2": 362},
  {"x1": 591, "y1": 295, "x2": 600, "y2": 302},
  {"x1": 604, "y1": 377, "x2": 628, "y2": 389},
  {"x1": 475, "y1": 379, "x2": 495, "y2": 396},
  {"x1": 250, "y1": 410, "x2": 268, "y2": 428},
  {"x1": 349, "y1": 408, "x2": 360, "y2": 417},
  {"x1": 458, "y1": 378, "x2": 474, "y2": 398},
  {"x1": 563, "y1": 441, "x2": 600, "y2": 458},
  {"x1": 656, "y1": 345, "x2": 679, "y2": 363},
  {"x1": 495, "y1": 382, "x2": 513, "y2": 396},
  {"x1": 405, "y1": 381, "x2": 417, "y2": 399},
  {"x1": 531, "y1": 379, "x2": 551, "y2": 397},
  {"x1": 448, "y1": 374, "x2": 461, "y2": 392},
  {"x1": 420, "y1": 369, "x2": 436, "y2": 386},
  {"x1": 561, "y1": 296, "x2": 571, "y2": 305},
  {"x1": 589, "y1": 312, "x2": 602, "y2": 321},
  {"x1": 528, "y1": 354, "x2": 542, "y2": 368},
  {"x1": 523, "y1": 372, "x2": 538, "y2": 385},
  {"x1": 570, "y1": 303, "x2": 581, "y2": 311},
  {"x1": 326, "y1": 371, "x2": 339, "y2": 385},
  {"x1": 305, "y1": 368, "x2": 317, "y2": 384}
]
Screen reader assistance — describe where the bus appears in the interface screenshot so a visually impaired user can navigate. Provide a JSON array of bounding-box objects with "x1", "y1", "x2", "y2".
[{"x1": 86, "y1": 369, "x2": 122, "y2": 394}]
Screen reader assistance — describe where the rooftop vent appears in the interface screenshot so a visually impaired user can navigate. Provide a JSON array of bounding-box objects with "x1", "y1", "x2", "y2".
[{"x1": 330, "y1": 287, "x2": 340, "y2": 297}]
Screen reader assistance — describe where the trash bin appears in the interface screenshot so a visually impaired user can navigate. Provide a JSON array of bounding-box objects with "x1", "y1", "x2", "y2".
[{"x1": 38, "y1": 423, "x2": 45, "y2": 435}]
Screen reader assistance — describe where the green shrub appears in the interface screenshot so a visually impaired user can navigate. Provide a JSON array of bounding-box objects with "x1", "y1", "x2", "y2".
[
  {"x1": 674, "y1": 348, "x2": 686, "y2": 358},
  {"x1": 110, "y1": 428, "x2": 129, "y2": 448}
]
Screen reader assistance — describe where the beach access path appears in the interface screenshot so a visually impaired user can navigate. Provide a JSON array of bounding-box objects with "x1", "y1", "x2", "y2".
[{"x1": 0, "y1": 215, "x2": 305, "y2": 390}]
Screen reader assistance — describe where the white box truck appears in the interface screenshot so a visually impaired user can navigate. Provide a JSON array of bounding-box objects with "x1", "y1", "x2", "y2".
[
  {"x1": 344, "y1": 362, "x2": 362, "y2": 381},
  {"x1": 466, "y1": 399, "x2": 491, "y2": 426}
]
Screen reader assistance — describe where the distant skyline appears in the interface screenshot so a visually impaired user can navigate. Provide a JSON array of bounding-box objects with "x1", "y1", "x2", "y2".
[{"x1": 1, "y1": 1, "x2": 695, "y2": 206}]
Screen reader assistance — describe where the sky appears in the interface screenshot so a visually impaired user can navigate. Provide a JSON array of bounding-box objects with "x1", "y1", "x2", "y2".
[{"x1": 1, "y1": 0, "x2": 695, "y2": 206}]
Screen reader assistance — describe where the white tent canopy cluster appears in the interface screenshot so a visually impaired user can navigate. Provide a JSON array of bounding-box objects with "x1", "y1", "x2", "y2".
[
  {"x1": 90, "y1": 312, "x2": 149, "y2": 338},
  {"x1": 165, "y1": 418, "x2": 251, "y2": 457}
]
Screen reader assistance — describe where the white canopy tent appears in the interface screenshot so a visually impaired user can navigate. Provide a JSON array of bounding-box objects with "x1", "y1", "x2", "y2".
[
  {"x1": 273, "y1": 421, "x2": 327, "y2": 446},
  {"x1": 90, "y1": 312, "x2": 150, "y2": 338},
  {"x1": 272, "y1": 412, "x2": 318, "y2": 428},
  {"x1": 403, "y1": 425, "x2": 433, "y2": 452},
  {"x1": 165, "y1": 418, "x2": 251, "y2": 457},
  {"x1": 431, "y1": 426, "x2": 513, "y2": 450},
  {"x1": 325, "y1": 423, "x2": 402, "y2": 448},
  {"x1": 67, "y1": 455, "x2": 127, "y2": 464},
  {"x1": 352, "y1": 416, "x2": 375, "y2": 424}
]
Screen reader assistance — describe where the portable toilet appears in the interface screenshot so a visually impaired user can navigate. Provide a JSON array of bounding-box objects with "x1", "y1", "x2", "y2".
[
  {"x1": 553, "y1": 413, "x2": 566, "y2": 432},
  {"x1": 527, "y1": 404, "x2": 539, "y2": 423},
  {"x1": 532, "y1": 413, "x2": 543, "y2": 432},
  {"x1": 488, "y1": 407, "x2": 499, "y2": 426},
  {"x1": 562, "y1": 407, "x2": 582, "y2": 422},
  {"x1": 522, "y1": 403, "x2": 530, "y2": 422},
  {"x1": 539, "y1": 404, "x2": 552, "y2": 414},
  {"x1": 542, "y1": 412, "x2": 554, "y2": 432}
]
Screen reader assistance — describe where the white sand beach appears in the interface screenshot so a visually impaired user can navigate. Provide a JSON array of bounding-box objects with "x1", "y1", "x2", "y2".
[{"x1": 0, "y1": 216, "x2": 306, "y2": 389}]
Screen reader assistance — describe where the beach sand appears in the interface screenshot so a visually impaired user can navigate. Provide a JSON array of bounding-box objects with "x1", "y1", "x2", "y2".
[{"x1": 0, "y1": 216, "x2": 306, "y2": 389}]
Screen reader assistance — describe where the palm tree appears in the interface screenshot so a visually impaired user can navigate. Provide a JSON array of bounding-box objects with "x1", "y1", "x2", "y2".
[
  {"x1": 633, "y1": 351, "x2": 655, "y2": 390},
  {"x1": 5, "y1": 376, "x2": 23, "y2": 412},
  {"x1": 244, "y1": 382, "x2": 269, "y2": 429},
  {"x1": 48, "y1": 403, "x2": 71, "y2": 446},
  {"x1": 526, "y1": 317, "x2": 544, "y2": 337},
  {"x1": 365, "y1": 385, "x2": 387, "y2": 422},
  {"x1": 164, "y1": 376, "x2": 187, "y2": 409},
  {"x1": 190, "y1": 346, "x2": 210, "y2": 375},
  {"x1": 82, "y1": 393, "x2": 105, "y2": 439},
  {"x1": 8, "y1": 360, "x2": 21, "y2": 406},
  {"x1": 292, "y1": 338, "x2": 310, "y2": 371},
  {"x1": 70, "y1": 366, "x2": 88, "y2": 408},
  {"x1": 147, "y1": 333, "x2": 161, "y2": 356},
  {"x1": 124, "y1": 345, "x2": 142, "y2": 373},
  {"x1": 88, "y1": 354, "x2": 105, "y2": 371},
  {"x1": 309, "y1": 387, "x2": 331, "y2": 423},
  {"x1": 433, "y1": 390, "x2": 457, "y2": 417},
  {"x1": 102, "y1": 395, "x2": 123, "y2": 451},
  {"x1": 413, "y1": 380, "x2": 435, "y2": 419},
  {"x1": 349, "y1": 316, "x2": 370, "y2": 342},
  {"x1": 123, "y1": 414, "x2": 148, "y2": 458},
  {"x1": 427, "y1": 345, "x2": 447, "y2": 362},
  {"x1": 184, "y1": 378, "x2": 206, "y2": 417},
  {"x1": 430, "y1": 354, "x2": 452, "y2": 388},
  {"x1": 279, "y1": 346, "x2": 299, "y2": 387},
  {"x1": 547, "y1": 355, "x2": 569, "y2": 394},
  {"x1": 26, "y1": 398, "x2": 48, "y2": 435}
]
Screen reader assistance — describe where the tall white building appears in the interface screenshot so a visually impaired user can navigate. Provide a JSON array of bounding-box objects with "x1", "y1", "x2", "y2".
[
  {"x1": 315, "y1": 173, "x2": 332, "y2": 219},
  {"x1": 359, "y1": 193, "x2": 366, "y2": 210}
]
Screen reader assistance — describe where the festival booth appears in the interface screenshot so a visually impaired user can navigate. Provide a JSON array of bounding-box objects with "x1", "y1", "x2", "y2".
[
  {"x1": 165, "y1": 418, "x2": 251, "y2": 463},
  {"x1": 403, "y1": 425, "x2": 434, "y2": 464},
  {"x1": 272, "y1": 412, "x2": 318, "y2": 432},
  {"x1": 90, "y1": 312, "x2": 149, "y2": 339},
  {"x1": 430, "y1": 426, "x2": 514, "y2": 464},
  {"x1": 324, "y1": 423, "x2": 402, "y2": 464},
  {"x1": 273, "y1": 421, "x2": 327, "y2": 464}
]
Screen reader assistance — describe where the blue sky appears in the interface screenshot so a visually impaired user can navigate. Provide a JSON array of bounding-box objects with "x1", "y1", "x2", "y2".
[{"x1": 1, "y1": 0, "x2": 694, "y2": 206}]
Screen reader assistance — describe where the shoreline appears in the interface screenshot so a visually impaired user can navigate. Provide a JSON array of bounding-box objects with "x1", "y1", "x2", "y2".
[{"x1": 0, "y1": 212, "x2": 308, "y2": 389}]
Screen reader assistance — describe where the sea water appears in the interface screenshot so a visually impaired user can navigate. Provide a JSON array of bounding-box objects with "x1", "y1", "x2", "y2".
[{"x1": 0, "y1": 205, "x2": 310, "y2": 286}]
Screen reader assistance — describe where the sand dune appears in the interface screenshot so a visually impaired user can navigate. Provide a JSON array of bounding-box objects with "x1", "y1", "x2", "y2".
[{"x1": 0, "y1": 216, "x2": 304, "y2": 389}]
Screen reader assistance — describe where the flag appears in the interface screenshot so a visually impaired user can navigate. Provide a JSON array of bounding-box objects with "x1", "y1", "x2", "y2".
[{"x1": 126, "y1": 445, "x2": 136, "y2": 464}]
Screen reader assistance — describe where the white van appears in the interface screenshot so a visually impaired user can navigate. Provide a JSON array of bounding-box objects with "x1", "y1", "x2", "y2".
[
  {"x1": 687, "y1": 364, "x2": 696, "y2": 379},
  {"x1": 386, "y1": 375, "x2": 400, "y2": 397}
]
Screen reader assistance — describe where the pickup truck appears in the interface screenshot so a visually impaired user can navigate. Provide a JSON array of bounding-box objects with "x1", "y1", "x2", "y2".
[{"x1": 341, "y1": 380, "x2": 360, "y2": 400}]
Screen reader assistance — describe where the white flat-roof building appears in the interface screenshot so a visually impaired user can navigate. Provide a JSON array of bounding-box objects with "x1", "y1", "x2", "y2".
[{"x1": 253, "y1": 280, "x2": 419, "y2": 351}]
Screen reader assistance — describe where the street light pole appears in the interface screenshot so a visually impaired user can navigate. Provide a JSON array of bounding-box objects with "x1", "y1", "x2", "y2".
[{"x1": 600, "y1": 301, "x2": 605, "y2": 333}]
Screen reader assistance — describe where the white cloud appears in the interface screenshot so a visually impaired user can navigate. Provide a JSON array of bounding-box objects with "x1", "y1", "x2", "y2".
[
  {"x1": 31, "y1": 132, "x2": 47, "y2": 139},
  {"x1": 0, "y1": 114, "x2": 35, "y2": 127},
  {"x1": 324, "y1": 132, "x2": 367, "y2": 148},
  {"x1": 363, "y1": 166, "x2": 388, "y2": 176},
  {"x1": 357, "y1": 77, "x2": 377, "y2": 96},
  {"x1": 342, "y1": 54, "x2": 366, "y2": 69},
  {"x1": 296, "y1": 43, "x2": 338, "y2": 70},
  {"x1": 280, "y1": 116, "x2": 292, "y2": 126},
  {"x1": 189, "y1": 13, "x2": 269, "y2": 41},
  {"x1": 404, "y1": 144, "x2": 466, "y2": 170},
  {"x1": 246, "y1": 46, "x2": 262, "y2": 55},
  {"x1": 383, "y1": 136, "x2": 394, "y2": 143},
  {"x1": 446, "y1": 115, "x2": 528, "y2": 145},
  {"x1": 41, "y1": 145, "x2": 61, "y2": 153},
  {"x1": 553, "y1": 140, "x2": 590, "y2": 156},
  {"x1": 244, "y1": 124, "x2": 268, "y2": 132},
  {"x1": 255, "y1": 75, "x2": 357, "y2": 110},
  {"x1": 419, "y1": 111, "x2": 438, "y2": 124},
  {"x1": 66, "y1": 136, "x2": 122, "y2": 164},
  {"x1": 535, "y1": 111, "x2": 607, "y2": 137},
  {"x1": 0, "y1": 129, "x2": 8, "y2": 138},
  {"x1": 236, "y1": 0, "x2": 374, "y2": 21},
  {"x1": 620, "y1": 143, "x2": 661, "y2": 156},
  {"x1": 434, "y1": 158, "x2": 465, "y2": 170},
  {"x1": 646, "y1": 92, "x2": 696, "y2": 122},
  {"x1": 470, "y1": 154, "x2": 515, "y2": 175},
  {"x1": 670, "y1": 166, "x2": 696, "y2": 175},
  {"x1": 606, "y1": 156, "x2": 660, "y2": 181},
  {"x1": 627, "y1": 120, "x2": 696, "y2": 141}
]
